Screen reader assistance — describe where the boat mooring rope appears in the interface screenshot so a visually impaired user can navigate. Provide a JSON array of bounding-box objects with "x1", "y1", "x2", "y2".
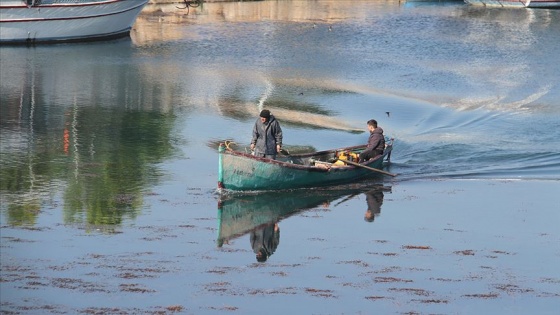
[{"x1": 222, "y1": 140, "x2": 236, "y2": 151}]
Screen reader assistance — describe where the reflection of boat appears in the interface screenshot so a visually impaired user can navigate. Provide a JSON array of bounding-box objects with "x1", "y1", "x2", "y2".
[
  {"x1": 464, "y1": 0, "x2": 560, "y2": 8},
  {"x1": 0, "y1": 0, "x2": 148, "y2": 44},
  {"x1": 217, "y1": 141, "x2": 393, "y2": 191},
  {"x1": 217, "y1": 187, "x2": 386, "y2": 247}
]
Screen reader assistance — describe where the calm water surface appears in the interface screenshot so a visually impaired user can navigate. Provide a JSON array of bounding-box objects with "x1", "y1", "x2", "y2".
[{"x1": 1, "y1": 0, "x2": 559, "y2": 313}]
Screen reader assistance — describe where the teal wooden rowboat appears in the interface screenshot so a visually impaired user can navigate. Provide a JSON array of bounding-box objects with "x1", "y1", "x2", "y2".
[{"x1": 217, "y1": 140, "x2": 394, "y2": 191}]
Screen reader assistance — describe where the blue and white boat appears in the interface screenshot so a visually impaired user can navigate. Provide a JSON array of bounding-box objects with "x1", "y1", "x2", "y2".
[{"x1": 0, "y1": 0, "x2": 148, "y2": 44}]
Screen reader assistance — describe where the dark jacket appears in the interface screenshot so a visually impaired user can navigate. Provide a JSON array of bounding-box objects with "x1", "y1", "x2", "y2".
[
  {"x1": 251, "y1": 114, "x2": 283, "y2": 155},
  {"x1": 366, "y1": 127, "x2": 385, "y2": 154},
  {"x1": 250, "y1": 223, "x2": 280, "y2": 257}
]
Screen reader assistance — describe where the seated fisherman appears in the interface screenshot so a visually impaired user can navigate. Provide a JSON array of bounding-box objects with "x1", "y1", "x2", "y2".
[{"x1": 358, "y1": 119, "x2": 385, "y2": 163}]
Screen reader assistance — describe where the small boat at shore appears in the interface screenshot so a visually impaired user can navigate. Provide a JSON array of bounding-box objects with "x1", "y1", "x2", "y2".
[
  {"x1": 0, "y1": 0, "x2": 148, "y2": 45},
  {"x1": 217, "y1": 140, "x2": 395, "y2": 192},
  {"x1": 464, "y1": 0, "x2": 560, "y2": 8}
]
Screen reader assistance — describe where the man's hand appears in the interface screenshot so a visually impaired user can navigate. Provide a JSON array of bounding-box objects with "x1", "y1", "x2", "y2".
[
  {"x1": 250, "y1": 143, "x2": 255, "y2": 151},
  {"x1": 276, "y1": 145, "x2": 281, "y2": 153}
]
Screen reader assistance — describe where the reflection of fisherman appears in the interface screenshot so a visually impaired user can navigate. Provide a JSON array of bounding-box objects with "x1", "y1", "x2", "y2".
[
  {"x1": 364, "y1": 189, "x2": 384, "y2": 222},
  {"x1": 250, "y1": 222, "x2": 280, "y2": 262}
]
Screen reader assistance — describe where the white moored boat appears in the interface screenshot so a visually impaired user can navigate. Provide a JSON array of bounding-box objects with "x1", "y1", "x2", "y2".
[
  {"x1": 464, "y1": 0, "x2": 560, "y2": 8},
  {"x1": 0, "y1": 0, "x2": 148, "y2": 44}
]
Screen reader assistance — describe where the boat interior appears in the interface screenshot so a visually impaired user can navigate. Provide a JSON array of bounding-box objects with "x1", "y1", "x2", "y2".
[{"x1": 276, "y1": 148, "x2": 362, "y2": 167}]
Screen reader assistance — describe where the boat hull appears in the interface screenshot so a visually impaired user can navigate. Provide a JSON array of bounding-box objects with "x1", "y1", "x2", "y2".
[
  {"x1": 0, "y1": 0, "x2": 148, "y2": 44},
  {"x1": 464, "y1": 0, "x2": 560, "y2": 7},
  {"x1": 218, "y1": 144, "x2": 392, "y2": 191}
]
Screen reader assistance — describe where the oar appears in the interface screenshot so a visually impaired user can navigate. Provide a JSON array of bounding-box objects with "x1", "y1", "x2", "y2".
[{"x1": 336, "y1": 158, "x2": 397, "y2": 177}]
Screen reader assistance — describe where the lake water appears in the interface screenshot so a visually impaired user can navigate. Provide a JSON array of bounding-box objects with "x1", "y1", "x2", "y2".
[{"x1": 1, "y1": 1, "x2": 559, "y2": 314}]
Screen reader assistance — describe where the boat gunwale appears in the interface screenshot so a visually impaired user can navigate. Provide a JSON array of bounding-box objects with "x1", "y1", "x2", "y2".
[{"x1": 222, "y1": 144, "x2": 389, "y2": 172}]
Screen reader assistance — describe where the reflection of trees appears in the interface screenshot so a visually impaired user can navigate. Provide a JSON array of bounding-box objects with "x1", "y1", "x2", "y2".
[
  {"x1": 5, "y1": 202, "x2": 41, "y2": 226},
  {"x1": 0, "y1": 105, "x2": 176, "y2": 227},
  {"x1": 1, "y1": 65, "x2": 58, "y2": 226},
  {"x1": 60, "y1": 109, "x2": 176, "y2": 226},
  {"x1": 1, "y1": 41, "x2": 179, "y2": 228}
]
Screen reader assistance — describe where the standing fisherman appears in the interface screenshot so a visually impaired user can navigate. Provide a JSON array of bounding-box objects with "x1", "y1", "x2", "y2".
[{"x1": 250, "y1": 109, "x2": 283, "y2": 160}]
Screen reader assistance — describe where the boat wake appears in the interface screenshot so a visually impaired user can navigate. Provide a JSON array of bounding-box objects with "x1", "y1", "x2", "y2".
[{"x1": 389, "y1": 141, "x2": 560, "y2": 181}]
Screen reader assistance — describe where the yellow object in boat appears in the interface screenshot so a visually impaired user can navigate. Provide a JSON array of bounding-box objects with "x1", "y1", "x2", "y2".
[
  {"x1": 333, "y1": 159, "x2": 346, "y2": 166},
  {"x1": 334, "y1": 151, "x2": 359, "y2": 165}
]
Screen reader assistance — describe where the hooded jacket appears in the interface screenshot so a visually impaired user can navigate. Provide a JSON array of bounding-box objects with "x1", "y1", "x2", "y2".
[
  {"x1": 251, "y1": 114, "x2": 283, "y2": 155},
  {"x1": 366, "y1": 127, "x2": 385, "y2": 153}
]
